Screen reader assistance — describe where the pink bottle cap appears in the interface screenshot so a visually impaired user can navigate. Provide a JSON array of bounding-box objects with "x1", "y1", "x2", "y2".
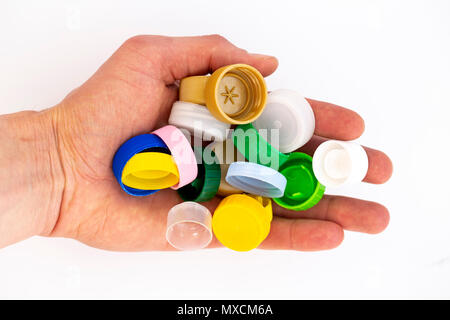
[{"x1": 152, "y1": 125, "x2": 198, "y2": 190}]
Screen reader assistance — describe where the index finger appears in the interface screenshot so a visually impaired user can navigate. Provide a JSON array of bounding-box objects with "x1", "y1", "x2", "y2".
[{"x1": 307, "y1": 98, "x2": 365, "y2": 141}]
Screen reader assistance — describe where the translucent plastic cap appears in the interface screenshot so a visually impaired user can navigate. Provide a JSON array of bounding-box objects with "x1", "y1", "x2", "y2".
[
  {"x1": 166, "y1": 202, "x2": 213, "y2": 251},
  {"x1": 312, "y1": 140, "x2": 369, "y2": 187}
]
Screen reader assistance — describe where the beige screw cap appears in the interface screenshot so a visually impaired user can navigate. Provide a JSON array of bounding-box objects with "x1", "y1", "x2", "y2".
[
  {"x1": 179, "y1": 64, "x2": 267, "y2": 124},
  {"x1": 208, "y1": 139, "x2": 246, "y2": 196}
]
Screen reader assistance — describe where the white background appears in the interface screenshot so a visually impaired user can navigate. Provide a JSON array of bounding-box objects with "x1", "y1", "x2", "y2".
[{"x1": 0, "y1": 0, "x2": 449, "y2": 299}]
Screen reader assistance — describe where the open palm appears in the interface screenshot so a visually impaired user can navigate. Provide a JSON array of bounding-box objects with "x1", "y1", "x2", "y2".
[{"x1": 48, "y1": 35, "x2": 392, "y2": 251}]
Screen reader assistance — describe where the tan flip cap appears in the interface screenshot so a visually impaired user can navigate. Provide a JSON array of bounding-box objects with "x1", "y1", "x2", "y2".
[
  {"x1": 209, "y1": 139, "x2": 246, "y2": 196},
  {"x1": 179, "y1": 64, "x2": 267, "y2": 124}
]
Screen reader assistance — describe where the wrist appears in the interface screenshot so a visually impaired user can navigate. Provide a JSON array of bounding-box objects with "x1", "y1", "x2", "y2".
[{"x1": 0, "y1": 109, "x2": 64, "y2": 248}]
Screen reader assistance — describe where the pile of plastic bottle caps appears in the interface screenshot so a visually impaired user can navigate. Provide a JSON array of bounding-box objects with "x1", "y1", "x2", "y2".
[{"x1": 113, "y1": 64, "x2": 369, "y2": 252}]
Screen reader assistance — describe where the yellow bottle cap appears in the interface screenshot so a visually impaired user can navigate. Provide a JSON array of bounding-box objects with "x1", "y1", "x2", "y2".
[
  {"x1": 212, "y1": 194, "x2": 272, "y2": 252},
  {"x1": 121, "y1": 152, "x2": 180, "y2": 190},
  {"x1": 179, "y1": 64, "x2": 267, "y2": 124}
]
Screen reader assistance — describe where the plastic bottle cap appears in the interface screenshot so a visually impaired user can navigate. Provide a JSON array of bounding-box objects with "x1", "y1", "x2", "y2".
[
  {"x1": 232, "y1": 123, "x2": 289, "y2": 171},
  {"x1": 212, "y1": 194, "x2": 272, "y2": 252},
  {"x1": 152, "y1": 125, "x2": 198, "y2": 190},
  {"x1": 112, "y1": 133, "x2": 170, "y2": 196},
  {"x1": 226, "y1": 162, "x2": 287, "y2": 198},
  {"x1": 166, "y1": 202, "x2": 213, "y2": 251},
  {"x1": 168, "y1": 101, "x2": 231, "y2": 142},
  {"x1": 324, "y1": 149, "x2": 351, "y2": 179},
  {"x1": 179, "y1": 64, "x2": 267, "y2": 124},
  {"x1": 273, "y1": 152, "x2": 325, "y2": 211},
  {"x1": 252, "y1": 89, "x2": 315, "y2": 153},
  {"x1": 209, "y1": 139, "x2": 246, "y2": 196},
  {"x1": 312, "y1": 140, "x2": 368, "y2": 187},
  {"x1": 121, "y1": 152, "x2": 180, "y2": 190},
  {"x1": 177, "y1": 147, "x2": 221, "y2": 202}
]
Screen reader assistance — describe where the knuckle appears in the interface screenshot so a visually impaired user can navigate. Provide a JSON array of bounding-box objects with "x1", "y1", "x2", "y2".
[
  {"x1": 123, "y1": 35, "x2": 147, "y2": 48},
  {"x1": 122, "y1": 35, "x2": 162, "y2": 50},
  {"x1": 207, "y1": 34, "x2": 229, "y2": 44}
]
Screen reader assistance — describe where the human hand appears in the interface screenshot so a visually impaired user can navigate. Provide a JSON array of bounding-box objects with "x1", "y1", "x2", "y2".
[{"x1": 0, "y1": 35, "x2": 392, "y2": 251}]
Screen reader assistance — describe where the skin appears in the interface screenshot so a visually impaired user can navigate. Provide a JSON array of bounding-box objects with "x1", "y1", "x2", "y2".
[{"x1": 0, "y1": 35, "x2": 393, "y2": 251}]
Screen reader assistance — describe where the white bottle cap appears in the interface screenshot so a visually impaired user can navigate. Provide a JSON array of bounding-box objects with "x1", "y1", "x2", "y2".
[
  {"x1": 252, "y1": 89, "x2": 315, "y2": 153},
  {"x1": 312, "y1": 140, "x2": 368, "y2": 187},
  {"x1": 166, "y1": 202, "x2": 213, "y2": 251},
  {"x1": 168, "y1": 101, "x2": 231, "y2": 142}
]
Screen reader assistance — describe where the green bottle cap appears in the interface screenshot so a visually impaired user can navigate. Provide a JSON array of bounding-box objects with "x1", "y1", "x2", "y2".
[
  {"x1": 274, "y1": 152, "x2": 325, "y2": 211},
  {"x1": 232, "y1": 123, "x2": 289, "y2": 170},
  {"x1": 177, "y1": 147, "x2": 221, "y2": 202}
]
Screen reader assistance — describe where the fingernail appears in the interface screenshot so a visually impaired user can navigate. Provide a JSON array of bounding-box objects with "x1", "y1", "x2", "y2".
[{"x1": 250, "y1": 53, "x2": 277, "y2": 60}]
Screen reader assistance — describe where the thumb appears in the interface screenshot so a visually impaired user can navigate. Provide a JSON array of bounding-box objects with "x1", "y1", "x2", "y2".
[{"x1": 114, "y1": 34, "x2": 278, "y2": 84}]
